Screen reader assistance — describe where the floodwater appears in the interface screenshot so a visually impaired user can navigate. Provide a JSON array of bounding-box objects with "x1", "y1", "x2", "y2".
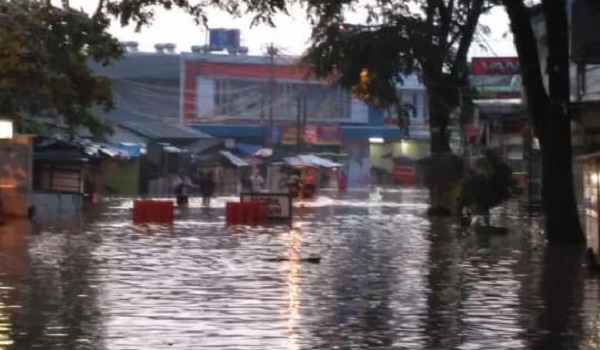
[{"x1": 0, "y1": 188, "x2": 599, "y2": 350}]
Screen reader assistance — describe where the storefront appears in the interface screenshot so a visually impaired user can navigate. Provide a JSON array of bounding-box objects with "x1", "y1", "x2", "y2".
[{"x1": 369, "y1": 138, "x2": 429, "y2": 185}]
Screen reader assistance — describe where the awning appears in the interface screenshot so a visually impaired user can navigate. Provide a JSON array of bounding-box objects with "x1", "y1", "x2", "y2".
[
  {"x1": 219, "y1": 150, "x2": 250, "y2": 167},
  {"x1": 236, "y1": 142, "x2": 273, "y2": 157},
  {"x1": 283, "y1": 154, "x2": 343, "y2": 168},
  {"x1": 236, "y1": 142, "x2": 262, "y2": 155}
]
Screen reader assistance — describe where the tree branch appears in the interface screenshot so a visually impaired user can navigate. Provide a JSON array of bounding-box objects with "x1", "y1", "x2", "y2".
[
  {"x1": 452, "y1": 0, "x2": 484, "y2": 77},
  {"x1": 437, "y1": 0, "x2": 454, "y2": 53},
  {"x1": 94, "y1": 0, "x2": 105, "y2": 17}
]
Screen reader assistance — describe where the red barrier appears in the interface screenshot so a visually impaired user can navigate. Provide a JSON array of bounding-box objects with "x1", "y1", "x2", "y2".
[
  {"x1": 133, "y1": 200, "x2": 174, "y2": 224},
  {"x1": 225, "y1": 201, "x2": 269, "y2": 226},
  {"x1": 225, "y1": 202, "x2": 237, "y2": 225},
  {"x1": 256, "y1": 201, "x2": 268, "y2": 224}
]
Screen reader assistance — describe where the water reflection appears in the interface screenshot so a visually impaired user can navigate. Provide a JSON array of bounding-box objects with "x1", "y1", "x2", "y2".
[
  {"x1": 285, "y1": 226, "x2": 301, "y2": 350},
  {"x1": 0, "y1": 190, "x2": 598, "y2": 349}
]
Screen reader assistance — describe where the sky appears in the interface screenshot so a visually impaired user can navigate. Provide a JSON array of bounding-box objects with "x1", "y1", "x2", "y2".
[{"x1": 65, "y1": 0, "x2": 517, "y2": 58}]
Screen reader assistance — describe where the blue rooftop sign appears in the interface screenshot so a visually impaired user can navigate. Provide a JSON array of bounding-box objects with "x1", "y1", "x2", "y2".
[{"x1": 208, "y1": 29, "x2": 240, "y2": 51}]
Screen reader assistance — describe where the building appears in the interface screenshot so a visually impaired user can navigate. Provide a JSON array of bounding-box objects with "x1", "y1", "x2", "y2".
[
  {"x1": 181, "y1": 52, "x2": 431, "y2": 187},
  {"x1": 90, "y1": 42, "x2": 432, "y2": 188}
]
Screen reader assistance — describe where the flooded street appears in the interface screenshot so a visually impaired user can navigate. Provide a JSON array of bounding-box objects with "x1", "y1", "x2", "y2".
[{"x1": 0, "y1": 188, "x2": 599, "y2": 349}]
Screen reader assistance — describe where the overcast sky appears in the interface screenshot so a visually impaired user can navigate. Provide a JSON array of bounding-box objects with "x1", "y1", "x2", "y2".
[{"x1": 65, "y1": 1, "x2": 517, "y2": 58}]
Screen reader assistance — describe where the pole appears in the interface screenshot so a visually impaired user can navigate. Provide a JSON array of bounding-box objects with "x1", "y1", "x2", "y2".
[
  {"x1": 527, "y1": 126, "x2": 533, "y2": 220},
  {"x1": 302, "y1": 80, "x2": 308, "y2": 153},
  {"x1": 296, "y1": 86, "x2": 302, "y2": 153},
  {"x1": 267, "y1": 43, "x2": 276, "y2": 147}
]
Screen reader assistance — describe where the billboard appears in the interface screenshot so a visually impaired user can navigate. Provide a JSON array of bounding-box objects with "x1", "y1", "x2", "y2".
[
  {"x1": 471, "y1": 57, "x2": 521, "y2": 99},
  {"x1": 208, "y1": 28, "x2": 240, "y2": 51}
]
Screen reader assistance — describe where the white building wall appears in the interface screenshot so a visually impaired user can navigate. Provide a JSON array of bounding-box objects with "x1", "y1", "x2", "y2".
[{"x1": 196, "y1": 77, "x2": 215, "y2": 119}]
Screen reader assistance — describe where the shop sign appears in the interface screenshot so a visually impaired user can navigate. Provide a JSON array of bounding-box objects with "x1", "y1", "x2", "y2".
[
  {"x1": 281, "y1": 125, "x2": 300, "y2": 145},
  {"x1": 471, "y1": 57, "x2": 520, "y2": 75},
  {"x1": 280, "y1": 125, "x2": 340, "y2": 145},
  {"x1": 317, "y1": 126, "x2": 341, "y2": 144},
  {"x1": 305, "y1": 125, "x2": 317, "y2": 144},
  {"x1": 240, "y1": 193, "x2": 293, "y2": 221}
]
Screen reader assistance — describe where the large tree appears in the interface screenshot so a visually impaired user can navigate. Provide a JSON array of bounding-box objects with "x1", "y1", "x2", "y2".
[
  {"x1": 301, "y1": 0, "x2": 492, "y2": 153},
  {"x1": 0, "y1": 0, "x2": 122, "y2": 137},
  {"x1": 0, "y1": 0, "x2": 288, "y2": 138},
  {"x1": 502, "y1": 0, "x2": 584, "y2": 243}
]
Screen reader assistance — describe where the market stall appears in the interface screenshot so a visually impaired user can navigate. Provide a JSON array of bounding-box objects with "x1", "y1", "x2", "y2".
[{"x1": 273, "y1": 154, "x2": 343, "y2": 199}]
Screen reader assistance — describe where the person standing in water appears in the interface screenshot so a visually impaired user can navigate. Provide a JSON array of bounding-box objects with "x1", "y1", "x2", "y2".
[
  {"x1": 249, "y1": 167, "x2": 264, "y2": 193},
  {"x1": 199, "y1": 171, "x2": 216, "y2": 207},
  {"x1": 173, "y1": 173, "x2": 194, "y2": 207}
]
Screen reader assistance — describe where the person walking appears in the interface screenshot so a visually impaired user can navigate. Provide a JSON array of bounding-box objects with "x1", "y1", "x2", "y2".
[{"x1": 200, "y1": 171, "x2": 216, "y2": 208}]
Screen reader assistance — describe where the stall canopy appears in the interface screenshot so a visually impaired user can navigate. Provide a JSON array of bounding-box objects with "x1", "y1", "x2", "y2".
[
  {"x1": 283, "y1": 154, "x2": 343, "y2": 168},
  {"x1": 236, "y1": 142, "x2": 273, "y2": 157},
  {"x1": 219, "y1": 150, "x2": 251, "y2": 167}
]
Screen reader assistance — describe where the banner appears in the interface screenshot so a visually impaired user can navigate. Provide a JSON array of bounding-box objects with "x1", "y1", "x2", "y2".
[
  {"x1": 280, "y1": 125, "x2": 341, "y2": 145},
  {"x1": 471, "y1": 57, "x2": 520, "y2": 75}
]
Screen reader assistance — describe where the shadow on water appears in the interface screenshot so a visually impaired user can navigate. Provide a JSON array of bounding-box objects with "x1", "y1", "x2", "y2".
[
  {"x1": 0, "y1": 191, "x2": 598, "y2": 349},
  {"x1": 528, "y1": 243, "x2": 586, "y2": 350},
  {"x1": 424, "y1": 217, "x2": 463, "y2": 350}
]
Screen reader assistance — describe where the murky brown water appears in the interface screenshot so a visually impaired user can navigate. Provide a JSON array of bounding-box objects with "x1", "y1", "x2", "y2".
[{"x1": 0, "y1": 188, "x2": 599, "y2": 349}]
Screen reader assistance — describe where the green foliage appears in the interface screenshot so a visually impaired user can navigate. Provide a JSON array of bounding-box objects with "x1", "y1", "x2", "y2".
[
  {"x1": 461, "y1": 149, "x2": 515, "y2": 215},
  {"x1": 301, "y1": 1, "x2": 493, "y2": 103},
  {"x1": 298, "y1": 0, "x2": 493, "y2": 149},
  {"x1": 0, "y1": 0, "x2": 122, "y2": 138},
  {"x1": 98, "y1": 0, "x2": 290, "y2": 30},
  {"x1": 419, "y1": 152, "x2": 465, "y2": 193}
]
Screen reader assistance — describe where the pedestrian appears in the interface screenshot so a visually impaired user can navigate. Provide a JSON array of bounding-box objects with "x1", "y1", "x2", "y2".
[
  {"x1": 288, "y1": 169, "x2": 301, "y2": 198},
  {"x1": 337, "y1": 168, "x2": 348, "y2": 193},
  {"x1": 200, "y1": 171, "x2": 216, "y2": 207},
  {"x1": 249, "y1": 167, "x2": 264, "y2": 193},
  {"x1": 173, "y1": 173, "x2": 193, "y2": 207}
]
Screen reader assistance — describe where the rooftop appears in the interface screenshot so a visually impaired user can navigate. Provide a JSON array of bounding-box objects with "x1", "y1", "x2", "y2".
[{"x1": 120, "y1": 121, "x2": 213, "y2": 141}]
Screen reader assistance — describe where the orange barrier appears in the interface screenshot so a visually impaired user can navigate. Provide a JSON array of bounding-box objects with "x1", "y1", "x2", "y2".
[
  {"x1": 132, "y1": 200, "x2": 174, "y2": 224},
  {"x1": 225, "y1": 201, "x2": 268, "y2": 226}
]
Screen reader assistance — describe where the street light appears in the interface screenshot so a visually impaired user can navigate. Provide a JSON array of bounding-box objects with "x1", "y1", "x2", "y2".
[{"x1": 0, "y1": 120, "x2": 13, "y2": 139}]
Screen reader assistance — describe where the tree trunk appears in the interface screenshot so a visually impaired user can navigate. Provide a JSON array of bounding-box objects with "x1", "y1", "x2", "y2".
[
  {"x1": 427, "y1": 88, "x2": 452, "y2": 154},
  {"x1": 539, "y1": 0, "x2": 584, "y2": 243},
  {"x1": 503, "y1": 0, "x2": 584, "y2": 244}
]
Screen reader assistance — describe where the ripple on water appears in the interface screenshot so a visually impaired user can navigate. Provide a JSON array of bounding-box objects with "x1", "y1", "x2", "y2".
[{"x1": 0, "y1": 188, "x2": 592, "y2": 349}]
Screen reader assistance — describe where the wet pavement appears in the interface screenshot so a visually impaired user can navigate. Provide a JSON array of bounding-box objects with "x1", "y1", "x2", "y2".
[{"x1": 0, "y1": 188, "x2": 599, "y2": 349}]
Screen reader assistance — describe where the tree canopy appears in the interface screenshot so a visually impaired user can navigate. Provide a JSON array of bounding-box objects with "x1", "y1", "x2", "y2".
[
  {"x1": 0, "y1": 0, "x2": 122, "y2": 137},
  {"x1": 93, "y1": 0, "x2": 289, "y2": 30},
  {"x1": 301, "y1": 0, "x2": 495, "y2": 152}
]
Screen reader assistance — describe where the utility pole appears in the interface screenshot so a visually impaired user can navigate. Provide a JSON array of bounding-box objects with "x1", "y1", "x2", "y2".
[
  {"x1": 266, "y1": 43, "x2": 277, "y2": 147},
  {"x1": 296, "y1": 85, "x2": 302, "y2": 153}
]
